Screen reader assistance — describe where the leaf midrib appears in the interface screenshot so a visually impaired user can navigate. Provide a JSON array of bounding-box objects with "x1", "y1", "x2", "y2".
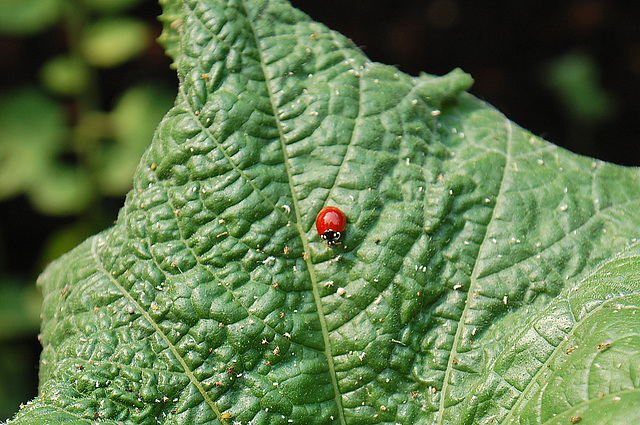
[
  {"x1": 239, "y1": 1, "x2": 347, "y2": 424},
  {"x1": 437, "y1": 115, "x2": 514, "y2": 424}
]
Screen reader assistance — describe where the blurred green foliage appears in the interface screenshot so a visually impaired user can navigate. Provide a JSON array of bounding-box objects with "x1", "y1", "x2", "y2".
[
  {"x1": 0, "y1": 0, "x2": 175, "y2": 419},
  {"x1": 543, "y1": 51, "x2": 616, "y2": 169},
  {"x1": 0, "y1": 0, "x2": 61, "y2": 35},
  {"x1": 544, "y1": 51, "x2": 615, "y2": 123}
]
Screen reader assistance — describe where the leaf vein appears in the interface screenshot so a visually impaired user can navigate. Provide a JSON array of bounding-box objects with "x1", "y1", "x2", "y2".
[
  {"x1": 90, "y1": 236, "x2": 226, "y2": 423},
  {"x1": 437, "y1": 115, "x2": 514, "y2": 424},
  {"x1": 237, "y1": 2, "x2": 347, "y2": 424}
]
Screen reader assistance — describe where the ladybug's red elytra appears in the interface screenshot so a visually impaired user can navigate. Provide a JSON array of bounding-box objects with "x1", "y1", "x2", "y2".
[{"x1": 316, "y1": 206, "x2": 346, "y2": 246}]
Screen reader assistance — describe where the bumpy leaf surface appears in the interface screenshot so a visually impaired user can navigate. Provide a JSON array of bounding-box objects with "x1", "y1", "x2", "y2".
[{"x1": 8, "y1": 0, "x2": 640, "y2": 424}]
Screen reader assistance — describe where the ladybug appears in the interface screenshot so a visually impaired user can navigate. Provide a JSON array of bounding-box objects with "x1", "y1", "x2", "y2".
[{"x1": 316, "y1": 206, "x2": 346, "y2": 246}]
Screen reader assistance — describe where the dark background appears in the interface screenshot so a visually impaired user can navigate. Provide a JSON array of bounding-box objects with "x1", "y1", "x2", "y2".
[
  {"x1": 292, "y1": 0, "x2": 640, "y2": 166},
  {"x1": 1, "y1": 0, "x2": 638, "y2": 420}
]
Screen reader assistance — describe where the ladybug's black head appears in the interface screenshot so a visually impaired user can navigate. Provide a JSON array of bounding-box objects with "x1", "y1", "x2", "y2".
[{"x1": 320, "y1": 230, "x2": 342, "y2": 246}]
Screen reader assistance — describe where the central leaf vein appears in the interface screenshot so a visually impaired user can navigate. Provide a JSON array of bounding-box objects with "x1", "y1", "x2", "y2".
[
  {"x1": 437, "y1": 116, "x2": 514, "y2": 423},
  {"x1": 238, "y1": 1, "x2": 347, "y2": 424}
]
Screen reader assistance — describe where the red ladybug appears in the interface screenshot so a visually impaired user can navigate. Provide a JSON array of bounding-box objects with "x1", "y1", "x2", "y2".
[{"x1": 316, "y1": 206, "x2": 346, "y2": 246}]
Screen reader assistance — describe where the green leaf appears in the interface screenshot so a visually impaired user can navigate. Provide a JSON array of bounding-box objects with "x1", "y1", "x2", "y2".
[
  {"x1": 0, "y1": 89, "x2": 63, "y2": 200},
  {"x1": 95, "y1": 84, "x2": 175, "y2": 195},
  {"x1": 40, "y1": 55, "x2": 91, "y2": 97},
  {"x1": 544, "y1": 52, "x2": 615, "y2": 122},
  {"x1": 80, "y1": 18, "x2": 150, "y2": 68},
  {"x1": 0, "y1": 279, "x2": 41, "y2": 340},
  {"x1": 0, "y1": 88, "x2": 92, "y2": 215},
  {"x1": 79, "y1": 0, "x2": 145, "y2": 14},
  {"x1": 157, "y1": 0, "x2": 183, "y2": 68},
  {"x1": 9, "y1": 0, "x2": 640, "y2": 424},
  {"x1": 0, "y1": 0, "x2": 61, "y2": 35}
]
